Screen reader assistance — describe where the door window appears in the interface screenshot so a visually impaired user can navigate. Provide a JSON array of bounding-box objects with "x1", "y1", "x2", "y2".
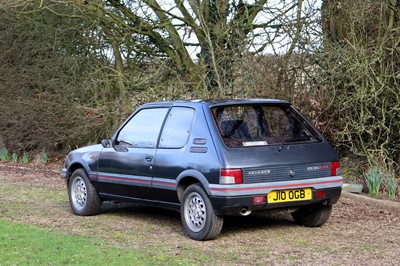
[{"x1": 117, "y1": 108, "x2": 169, "y2": 148}]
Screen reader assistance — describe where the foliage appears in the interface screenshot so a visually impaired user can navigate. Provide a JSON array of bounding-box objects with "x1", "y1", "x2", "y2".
[
  {"x1": 33, "y1": 152, "x2": 48, "y2": 165},
  {"x1": 339, "y1": 156, "x2": 365, "y2": 184},
  {"x1": 0, "y1": 3, "x2": 119, "y2": 153},
  {"x1": 385, "y1": 176, "x2": 398, "y2": 199},
  {"x1": 40, "y1": 152, "x2": 48, "y2": 164},
  {"x1": 1, "y1": 0, "x2": 398, "y2": 176},
  {"x1": 0, "y1": 0, "x2": 326, "y2": 156},
  {"x1": 320, "y1": 0, "x2": 400, "y2": 170},
  {"x1": 363, "y1": 166, "x2": 399, "y2": 198},
  {"x1": 20, "y1": 153, "x2": 29, "y2": 165},
  {"x1": 364, "y1": 169, "x2": 383, "y2": 197},
  {"x1": 11, "y1": 153, "x2": 18, "y2": 163},
  {"x1": 0, "y1": 148, "x2": 9, "y2": 161}
]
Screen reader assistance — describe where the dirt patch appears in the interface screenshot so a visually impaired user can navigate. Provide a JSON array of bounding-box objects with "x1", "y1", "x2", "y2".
[{"x1": 1, "y1": 163, "x2": 399, "y2": 265}]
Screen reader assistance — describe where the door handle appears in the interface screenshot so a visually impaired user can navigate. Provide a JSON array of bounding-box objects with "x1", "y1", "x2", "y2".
[{"x1": 145, "y1": 155, "x2": 153, "y2": 162}]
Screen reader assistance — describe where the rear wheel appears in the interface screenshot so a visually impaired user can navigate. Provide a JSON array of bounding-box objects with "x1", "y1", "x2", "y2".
[
  {"x1": 181, "y1": 184, "x2": 224, "y2": 241},
  {"x1": 68, "y1": 169, "x2": 101, "y2": 216},
  {"x1": 291, "y1": 204, "x2": 332, "y2": 227}
]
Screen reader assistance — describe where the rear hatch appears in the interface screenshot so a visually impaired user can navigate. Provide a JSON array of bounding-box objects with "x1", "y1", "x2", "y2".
[{"x1": 209, "y1": 101, "x2": 340, "y2": 183}]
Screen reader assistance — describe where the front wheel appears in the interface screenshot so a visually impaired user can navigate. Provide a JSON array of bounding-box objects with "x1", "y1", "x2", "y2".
[
  {"x1": 291, "y1": 204, "x2": 332, "y2": 227},
  {"x1": 181, "y1": 184, "x2": 224, "y2": 241},
  {"x1": 68, "y1": 169, "x2": 101, "y2": 216}
]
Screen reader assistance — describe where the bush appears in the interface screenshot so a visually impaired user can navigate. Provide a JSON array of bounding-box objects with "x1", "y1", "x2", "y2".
[
  {"x1": 320, "y1": 0, "x2": 400, "y2": 171},
  {"x1": 0, "y1": 5, "x2": 119, "y2": 154}
]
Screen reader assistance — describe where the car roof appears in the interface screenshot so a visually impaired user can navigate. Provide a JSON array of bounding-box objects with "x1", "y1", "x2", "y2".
[{"x1": 140, "y1": 98, "x2": 291, "y2": 108}]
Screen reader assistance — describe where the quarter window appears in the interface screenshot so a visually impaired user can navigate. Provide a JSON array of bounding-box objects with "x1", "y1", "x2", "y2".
[
  {"x1": 117, "y1": 108, "x2": 168, "y2": 148},
  {"x1": 159, "y1": 107, "x2": 195, "y2": 148}
]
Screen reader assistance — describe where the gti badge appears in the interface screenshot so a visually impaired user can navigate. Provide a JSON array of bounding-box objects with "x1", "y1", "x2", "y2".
[{"x1": 289, "y1": 170, "x2": 295, "y2": 177}]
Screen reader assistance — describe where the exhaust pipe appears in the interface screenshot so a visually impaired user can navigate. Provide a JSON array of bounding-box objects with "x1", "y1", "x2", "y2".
[{"x1": 240, "y1": 207, "x2": 252, "y2": 216}]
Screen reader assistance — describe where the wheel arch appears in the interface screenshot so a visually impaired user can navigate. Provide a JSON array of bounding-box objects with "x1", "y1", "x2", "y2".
[
  {"x1": 65, "y1": 163, "x2": 88, "y2": 183},
  {"x1": 176, "y1": 170, "x2": 212, "y2": 203}
]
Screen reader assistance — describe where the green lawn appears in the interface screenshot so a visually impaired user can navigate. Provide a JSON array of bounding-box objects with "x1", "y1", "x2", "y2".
[{"x1": 0, "y1": 219, "x2": 187, "y2": 265}]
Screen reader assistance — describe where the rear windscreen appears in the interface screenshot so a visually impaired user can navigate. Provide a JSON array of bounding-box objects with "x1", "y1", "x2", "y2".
[{"x1": 211, "y1": 105, "x2": 321, "y2": 148}]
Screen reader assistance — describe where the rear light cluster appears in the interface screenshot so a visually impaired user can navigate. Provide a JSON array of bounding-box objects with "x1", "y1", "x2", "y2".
[
  {"x1": 330, "y1": 161, "x2": 341, "y2": 176},
  {"x1": 220, "y1": 169, "x2": 243, "y2": 184}
]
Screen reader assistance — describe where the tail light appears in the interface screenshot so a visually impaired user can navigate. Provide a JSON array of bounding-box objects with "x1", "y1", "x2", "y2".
[
  {"x1": 220, "y1": 169, "x2": 243, "y2": 184},
  {"x1": 330, "y1": 161, "x2": 341, "y2": 176}
]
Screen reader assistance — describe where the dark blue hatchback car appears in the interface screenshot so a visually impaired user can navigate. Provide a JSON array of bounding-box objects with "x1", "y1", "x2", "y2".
[{"x1": 62, "y1": 99, "x2": 343, "y2": 240}]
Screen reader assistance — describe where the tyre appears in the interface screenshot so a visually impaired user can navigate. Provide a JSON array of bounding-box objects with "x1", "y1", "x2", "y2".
[
  {"x1": 181, "y1": 184, "x2": 224, "y2": 241},
  {"x1": 291, "y1": 204, "x2": 332, "y2": 227},
  {"x1": 68, "y1": 169, "x2": 101, "y2": 216}
]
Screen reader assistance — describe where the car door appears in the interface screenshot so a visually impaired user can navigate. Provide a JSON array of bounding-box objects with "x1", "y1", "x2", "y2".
[
  {"x1": 151, "y1": 107, "x2": 197, "y2": 203},
  {"x1": 97, "y1": 107, "x2": 169, "y2": 200}
]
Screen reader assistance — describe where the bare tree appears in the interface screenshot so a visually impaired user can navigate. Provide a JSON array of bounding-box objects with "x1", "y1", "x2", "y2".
[{"x1": 31, "y1": 0, "x2": 310, "y2": 96}]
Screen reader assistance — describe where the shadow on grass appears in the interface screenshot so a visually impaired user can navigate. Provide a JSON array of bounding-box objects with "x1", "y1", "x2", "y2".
[
  {"x1": 101, "y1": 202, "x2": 179, "y2": 218},
  {"x1": 99, "y1": 201, "x2": 296, "y2": 237},
  {"x1": 221, "y1": 212, "x2": 296, "y2": 235}
]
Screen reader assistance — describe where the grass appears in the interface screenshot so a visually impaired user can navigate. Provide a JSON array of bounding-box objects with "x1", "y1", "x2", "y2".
[
  {"x1": 0, "y1": 219, "x2": 186, "y2": 265},
  {"x1": 0, "y1": 166, "x2": 399, "y2": 265},
  {"x1": 0, "y1": 183, "x2": 63, "y2": 218},
  {"x1": 0, "y1": 181, "x2": 213, "y2": 265}
]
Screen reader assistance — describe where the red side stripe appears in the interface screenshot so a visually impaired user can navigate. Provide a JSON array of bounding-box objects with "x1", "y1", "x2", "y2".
[
  {"x1": 152, "y1": 181, "x2": 175, "y2": 187},
  {"x1": 98, "y1": 175, "x2": 151, "y2": 184}
]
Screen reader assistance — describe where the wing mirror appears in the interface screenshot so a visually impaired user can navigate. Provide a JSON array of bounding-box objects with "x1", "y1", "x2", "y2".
[{"x1": 101, "y1": 139, "x2": 112, "y2": 148}]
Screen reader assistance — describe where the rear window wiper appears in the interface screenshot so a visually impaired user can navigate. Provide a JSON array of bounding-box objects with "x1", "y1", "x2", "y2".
[
  {"x1": 276, "y1": 137, "x2": 288, "y2": 154},
  {"x1": 277, "y1": 135, "x2": 315, "y2": 153}
]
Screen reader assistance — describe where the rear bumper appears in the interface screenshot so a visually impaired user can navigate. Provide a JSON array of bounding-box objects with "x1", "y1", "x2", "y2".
[
  {"x1": 210, "y1": 187, "x2": 342, "y2": 215},
  {"x1": 208, "y1": 176, "x2": 343, "y2": 196}
]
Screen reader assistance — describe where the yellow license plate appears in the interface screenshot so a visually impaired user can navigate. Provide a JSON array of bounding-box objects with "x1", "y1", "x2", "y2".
[{"x1": 268, "y1": 188, "x2": 312, "y2": 203}]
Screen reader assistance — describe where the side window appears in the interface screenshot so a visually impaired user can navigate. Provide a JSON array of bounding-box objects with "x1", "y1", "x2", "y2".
[
  {"x1": 117, "y1": 108, "x2": 168, "y2": 148},
  {"x1": 159, "y1": 107, "x2": 195, "y2": 148}
]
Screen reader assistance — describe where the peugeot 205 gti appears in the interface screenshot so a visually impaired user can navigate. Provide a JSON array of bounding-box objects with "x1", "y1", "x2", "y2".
[{"x1": 62, "y1": 99, "x2": 343, "y2": 240}]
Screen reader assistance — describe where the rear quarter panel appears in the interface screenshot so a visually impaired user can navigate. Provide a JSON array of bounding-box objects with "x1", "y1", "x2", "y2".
[{"x1": 151, "y1": 104, "x2": 221, "y2": 202}]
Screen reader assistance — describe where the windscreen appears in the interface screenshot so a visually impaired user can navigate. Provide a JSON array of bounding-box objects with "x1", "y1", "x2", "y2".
[{"x1": 212, "y1": 104, "x2": 321, "y2": 148}]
